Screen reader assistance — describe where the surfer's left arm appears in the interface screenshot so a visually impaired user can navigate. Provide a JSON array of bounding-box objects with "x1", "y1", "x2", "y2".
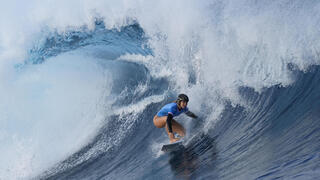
[{"x1": 185, "y1": 111, "x2": 198, "y2": 119}]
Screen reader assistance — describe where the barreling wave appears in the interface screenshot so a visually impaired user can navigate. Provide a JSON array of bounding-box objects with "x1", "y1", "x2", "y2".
[{"x1": 0, "y1": 0, "x2": 320, "y2": 179}]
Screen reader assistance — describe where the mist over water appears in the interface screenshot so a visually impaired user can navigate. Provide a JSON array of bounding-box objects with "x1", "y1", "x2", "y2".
[{"x1": 0, "y1": 0, "x2": 320, "y2": 179}]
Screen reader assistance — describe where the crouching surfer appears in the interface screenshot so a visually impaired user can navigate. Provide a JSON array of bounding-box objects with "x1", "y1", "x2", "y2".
[{"x1": 153, "y1": 94, "x2": 198, "y2": 143}]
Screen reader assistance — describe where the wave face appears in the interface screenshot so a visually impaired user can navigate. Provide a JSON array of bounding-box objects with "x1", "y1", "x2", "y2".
[{"x1": 1, "y1": 0, "x2": 320, "y2": 179}]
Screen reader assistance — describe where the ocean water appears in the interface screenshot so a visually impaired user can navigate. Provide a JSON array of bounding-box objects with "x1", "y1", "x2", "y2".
[{"x1": 1, "y1": 0, "x2": 320, "y2": 179}]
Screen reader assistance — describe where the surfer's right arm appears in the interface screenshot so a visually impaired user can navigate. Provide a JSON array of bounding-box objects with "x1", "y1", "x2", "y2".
[
  {"x1": 167, "y1": 113, "x2": 180, "y2": 141},
  {"x1": 167, "y1": 113, "x2": 174, "y2": 133}
]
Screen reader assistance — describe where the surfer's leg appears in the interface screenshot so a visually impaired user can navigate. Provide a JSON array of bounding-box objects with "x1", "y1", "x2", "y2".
[
  {"x1": 165, "y1": 119, "x2": 186, "y2": 138},
  {"x1": 154, "y1": 116, "x2": 179, "y2": 142},
  {"x1": 154, "y1": 116, "x2": 185, "y2": 141},
  {"x1": 172, "y1": 119, "x2": 186, "y2": 137}
]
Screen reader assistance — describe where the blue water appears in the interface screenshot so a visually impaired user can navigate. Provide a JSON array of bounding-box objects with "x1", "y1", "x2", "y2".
[
  {"x1": 1, "y1": 1, "x2": 320, "y2": 180},
  {"x1": 24, "y1": 22, "x2": 318, "y2": 180}
]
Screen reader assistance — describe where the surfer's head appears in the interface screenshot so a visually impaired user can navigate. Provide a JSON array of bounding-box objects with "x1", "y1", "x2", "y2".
[{"x1": 177, "y1": 94, "x2": 189, "y2": 109}]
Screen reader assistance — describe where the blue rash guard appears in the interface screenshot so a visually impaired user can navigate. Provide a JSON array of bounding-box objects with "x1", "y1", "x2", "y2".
[{"x1": 157, "y1": 102, "x2": 189, "y2": 117}]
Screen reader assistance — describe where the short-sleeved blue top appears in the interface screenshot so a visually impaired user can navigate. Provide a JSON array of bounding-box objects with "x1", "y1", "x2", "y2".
[{"x1": 157, "y1": 102, "x2": 189, "y2": 117}]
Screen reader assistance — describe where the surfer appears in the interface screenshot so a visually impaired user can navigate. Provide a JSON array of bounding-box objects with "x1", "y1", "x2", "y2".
[{"x1": 153, "y1": 94, "x2": 198, "y2": 143}]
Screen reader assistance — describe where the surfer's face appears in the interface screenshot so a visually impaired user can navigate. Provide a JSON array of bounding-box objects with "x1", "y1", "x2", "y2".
[{"x1": 179, "y1": 101, "x2": 188, "y2": 109}]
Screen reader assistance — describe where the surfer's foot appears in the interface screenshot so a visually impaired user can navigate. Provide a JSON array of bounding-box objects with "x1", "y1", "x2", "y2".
[{"x1": 170, "y1": 138, "x2": 180, "y2": 143}]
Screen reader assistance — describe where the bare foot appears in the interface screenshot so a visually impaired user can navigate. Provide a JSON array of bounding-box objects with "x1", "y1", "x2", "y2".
[{"x1": 170, "y1": 138, "x2": 181, "y2": 143}]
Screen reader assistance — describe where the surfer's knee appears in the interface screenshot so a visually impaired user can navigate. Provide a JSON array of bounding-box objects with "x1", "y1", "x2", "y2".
[
  {"x1": 178, "y1": 124, "x2": 186, "y2": 137},
  {"x1": 172, "y1": 120, "x2": 185, "y2": 137},
  {"x1": 180, "y1": 128, "x2": 186, "y2": 137}
]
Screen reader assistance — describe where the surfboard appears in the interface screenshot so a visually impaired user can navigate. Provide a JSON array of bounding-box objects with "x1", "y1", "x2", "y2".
[{"x1": 161, "y1": 140, "x2": 184, "y2": 152}]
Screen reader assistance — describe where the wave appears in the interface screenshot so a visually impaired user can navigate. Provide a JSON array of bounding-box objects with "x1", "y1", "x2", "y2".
[{"x1": 1, "y1": 0, "x2": 320, "y2": 179}]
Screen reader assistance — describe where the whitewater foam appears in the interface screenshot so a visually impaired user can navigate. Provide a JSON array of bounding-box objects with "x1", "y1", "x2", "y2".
[
  {"x1": 0, "y1": 50, "x2": 112, "y2": 179},
  {"x1": 1, "y1": 0, "x2": 320, "y2": 178}
]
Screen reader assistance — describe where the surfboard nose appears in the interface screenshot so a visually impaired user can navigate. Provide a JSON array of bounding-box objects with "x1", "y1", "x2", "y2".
[{"x1": 161, "y1": 141, "x2": 184, "y2": 152}]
